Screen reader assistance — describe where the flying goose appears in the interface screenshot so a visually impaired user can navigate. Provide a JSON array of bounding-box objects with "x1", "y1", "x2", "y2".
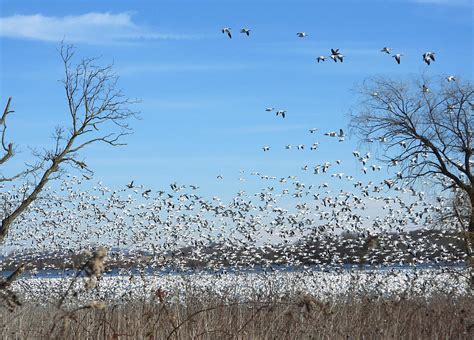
[
  {"x1": 296, "y1": 32, "x2": 308, "y2": 38},
  {"x1": 381, "y1": 47, "x2": 392, "y2": 54},
  {"x1": 240, "y1": 28, "x2": 251, "y2": 36},
  {"x1": 276, "y1": 110, "x2": 286, "y2": 118},
  {"x1": 309, "y1": 128, "x2": 318, "y2": 133},
  {"x1": 392, "y1": 53, "x2": 403, "y2": 64},
  {"x1": 330, "y1": 48, "x2": 344, "y2": 62},
  {"x1": 263, "y1": 146, "x2": 270, "y2": 152},
  {"x1": 422, "y1": 52, "x2": 435, "y2": 65},
  {"x1": 446, "y1": 75, "x2": 456, "y2": 82},
  {"x1": 325, "y1": 131, "x2": 337, "y2": 137},
  {"x1": 222, "y1": 27, "x2": 232, "y2": 39},
  {"x1": 316, "y1": 56, "x2": 326, "y2": 63},
  {"x1": 265, "y1": 107, "x2": 275, "y2": 112}
]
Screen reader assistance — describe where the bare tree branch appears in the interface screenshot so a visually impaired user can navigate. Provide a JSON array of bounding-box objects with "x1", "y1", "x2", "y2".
[
  {"x1": 0, "y1": 42, "x2": 139, "y2": 244},
  {"x1": 350, "y1": 75, "x2": 473, "y2": 233}
]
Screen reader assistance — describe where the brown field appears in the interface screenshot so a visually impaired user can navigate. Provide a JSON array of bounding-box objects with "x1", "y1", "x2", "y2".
[{"x1": 1, "y1": 294, "x2": 472, "y2": 339}]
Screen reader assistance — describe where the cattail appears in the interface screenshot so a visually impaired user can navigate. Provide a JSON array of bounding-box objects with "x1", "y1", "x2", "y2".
[
  {"x1": 84, "y1": 246, "x2": 107, "y2": 289},
  {"x1": 89, "y1": 300, "x2": 107, "y2": 310}
]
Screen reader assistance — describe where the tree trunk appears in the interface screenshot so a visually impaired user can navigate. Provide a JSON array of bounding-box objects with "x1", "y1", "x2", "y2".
[
  {"x1": 467, "y1": 194, "x2": 474, "y2": 289},
  {"x1": 470, "y1": 205, "x2": 474, "y2": 233}
]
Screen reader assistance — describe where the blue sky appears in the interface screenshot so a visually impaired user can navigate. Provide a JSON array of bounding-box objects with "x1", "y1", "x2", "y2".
[{"x1": 0, "y1": 0, "x2": 472, "y2": 198}]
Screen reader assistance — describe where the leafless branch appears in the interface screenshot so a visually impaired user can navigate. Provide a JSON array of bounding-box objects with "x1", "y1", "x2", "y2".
[
  {"x1": 350, "y1": 75, "x2": 473, "y2": 234},
  {"x1": 0, "y1": 42, "x2": 139, "y2": 244}
]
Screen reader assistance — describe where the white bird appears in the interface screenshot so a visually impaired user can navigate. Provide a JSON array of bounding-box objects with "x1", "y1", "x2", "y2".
[
  {"x1": 330, "y1": 48, "x2": 344, "y2": 63},
  {"x1": 446, "y1": 76, "x2": 456, "y2": 82},
  {"x1": 263, "y1": 146, "x2": 270, "y2": 152},
  {"x1": 222, "y1": 27, "x2": 232, "y2": 39},
  {"x1": 265, "y1": 107, "x2": 275, "y2": 112},
  {"x1": 240, "y1": 28, "x2": 251, "y2": 36},
  {"x1": 422, "y1": 84, "x2": 430, "y2": 93},
  {"x1": 317, "y1": 56, "x2": 326, "y2": 63},
  {"x1": 297, "y1": 144, "x2": 305, "y2": 150},
  {"x1": 276, "y1": 110, "x2": 286, "y2": 118},
  {"x1": 296, "y1": 32, "x2": 308, "y2": 38},
  {"x1": 285, "y1": 145, "x2": 292, "y2": 150},
  {"x1": 381, "y1": 47, "x2": 392, "y2": 54},
  {"x1": 392, "y1": 53, "x2": 403, "y2": 64},
  {"x1": 422, "y1": 52, "x2": 435, "y2": 65},
  {"x1": 309, "y1": 128, "x2": 318, "y2": 133}
]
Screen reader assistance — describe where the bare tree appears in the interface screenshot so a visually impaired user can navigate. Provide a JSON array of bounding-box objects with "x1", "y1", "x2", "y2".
[
  {"x1": 0, "y1": 43, "x2": 138, "y2": 244},
  {"x1": 349, "y1": 75, "x2": 473, "y2": 266}
]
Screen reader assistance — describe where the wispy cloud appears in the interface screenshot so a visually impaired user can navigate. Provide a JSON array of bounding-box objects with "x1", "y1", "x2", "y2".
[{"x1": 0, "y1": 12, "x2": 202, "y2": 44}]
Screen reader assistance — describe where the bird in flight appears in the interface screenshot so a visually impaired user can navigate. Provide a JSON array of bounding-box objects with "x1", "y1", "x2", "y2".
[
  {"x1": 446, "y1": 76, "x2": 456, "y2": 82},
  {"x1": 296, "y1": 32, "x2": 308, "y2": 38},
  {"x1": 392, "y1": 53, "x2": 403, "y2": 64},
  {"x1": 276, "y1": 110, "x2": 286, "y2": 118},
  {"x1": 265, "y1": 107, "x2": 274, "y2": 112},
  {"x1": 381, "y1": 47, "x2": 392, "y2": 54},
  {"x1": 222, "y1": 27, "x2": 232, "y2": 39},
  {"x1": 422, "y1": 52, "x2": 435, "y2": 65},
  {"x1": 263, "y1": 146, "x2": 271, "y2": 152},
  {"x1": 316, "y1": 56, "x2": 326, "y2": 63},
  {"x1": 330, "y1": 49, "x2": 344, "y2": 62},
  {"x1": 240, "y1": 28, "x2": 251, "y2": 36},
  {"x1": 126, "y1": 181, "x2": 134, "y2": 189}
]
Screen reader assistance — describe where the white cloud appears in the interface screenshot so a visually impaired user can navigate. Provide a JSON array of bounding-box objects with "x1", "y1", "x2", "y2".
[{"x1": 0, "y1": 12, "x2": 201, "y2": 44}]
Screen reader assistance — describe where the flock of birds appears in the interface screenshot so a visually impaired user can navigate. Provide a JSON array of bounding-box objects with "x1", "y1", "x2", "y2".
[
  {"x1": 0, "y1": 23, "x2": 469, "y2": 297},
  {"x1": 221, "y1": 27, "x2": 439, "y2": 66},
  {"x1": 219, "y1": 28, "x2": 464, "y2": 155},
  {"x1": 1, "y1": 159, "x2": 466, "y2": 273},
  {"x1": 2, "y1": 168, "x2": 469, "y2": 304}
]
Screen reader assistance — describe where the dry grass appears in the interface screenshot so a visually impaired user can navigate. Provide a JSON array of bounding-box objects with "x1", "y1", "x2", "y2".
[{"x1": 0, "y1": 293, "x2": 472, "y2": 339}]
